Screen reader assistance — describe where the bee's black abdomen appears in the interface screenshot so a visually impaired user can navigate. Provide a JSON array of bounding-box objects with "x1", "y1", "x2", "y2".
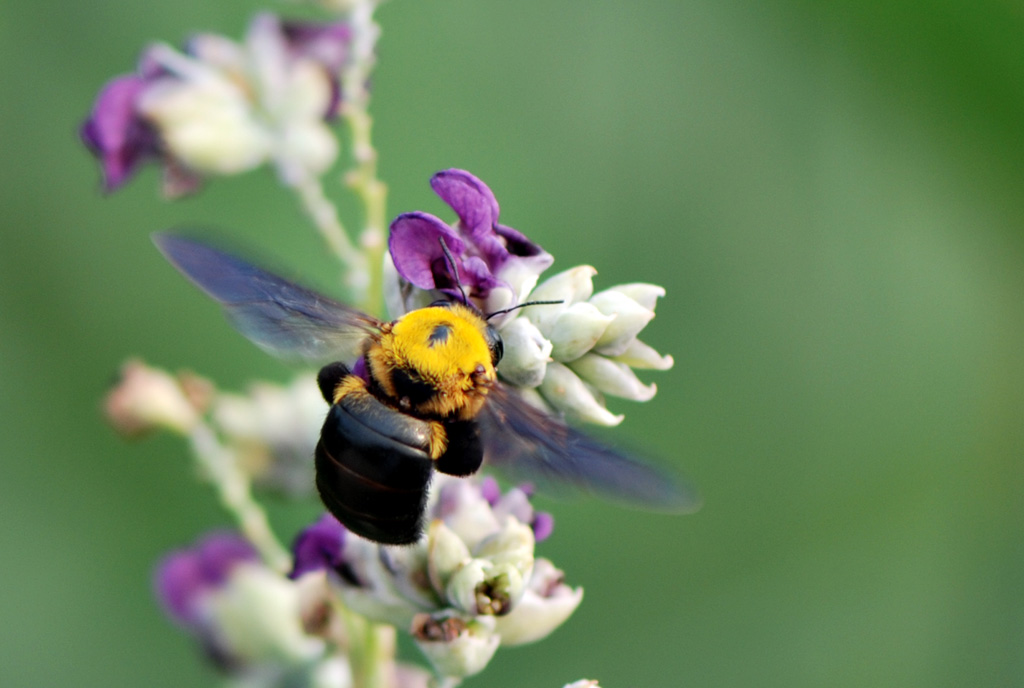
[
  {"x1": 315, "y1": 382, "x2": 435, "y2": 545},
  {"x1": 435, "y1": 420, "x2": 484, "y2": 477},
  {"x1": 315, "y1": 440, "x2": 429, "y2": 545}
]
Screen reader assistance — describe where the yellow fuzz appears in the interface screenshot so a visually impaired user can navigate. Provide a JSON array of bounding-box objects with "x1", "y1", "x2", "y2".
[
  {"x1": 370, "y1": 304, "x2": 496, "y2": 420},
  {"x1": 427, "y1": 420, "x2": 448, "y2": 460},
  {"x1": 332, "y1": 374, "x2": 368, "y2": 405}
]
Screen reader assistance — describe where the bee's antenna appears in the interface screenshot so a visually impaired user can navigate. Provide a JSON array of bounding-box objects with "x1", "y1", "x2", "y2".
[
  {"x1": 438, "y1": 237, "x2": 469, "y2": 305},
  {"x1": 485, "y1": 299, "x2": 563, "y2": 320}
]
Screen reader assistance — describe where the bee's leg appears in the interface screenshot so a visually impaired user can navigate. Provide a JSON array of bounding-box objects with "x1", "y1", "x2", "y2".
[
  {"x1": 316, "y1": 361, "x2": 351, "y2": 403},
  {"x1": 435, "y1": 420, "x2": 484, "y2": 477}
]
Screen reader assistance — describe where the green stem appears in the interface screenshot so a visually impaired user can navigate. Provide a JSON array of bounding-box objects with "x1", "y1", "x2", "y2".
[
  {"x1": 187, "y1": 422, "x2": 291, "y2": 573},
  {"x1": 293, "y1": 174, "x2": 370, "y2": 303},
  {"x1": 341, "y1": 0, "x2": 388, "y2": 316},
  {"x1": 336, "y1": 600, "x2": 396, "y2": 688},
  {"x1": 328, "y1": 5, "x2": 396, "y2": 687}
]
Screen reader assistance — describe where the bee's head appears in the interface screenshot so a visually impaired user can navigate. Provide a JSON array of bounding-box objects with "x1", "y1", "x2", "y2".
[
  {"x1": 369, "y1": 302, "x2": 498, "y2": 420},
  {"x1": 367, "y1": 237, "x2": 558, "y2": 419}
]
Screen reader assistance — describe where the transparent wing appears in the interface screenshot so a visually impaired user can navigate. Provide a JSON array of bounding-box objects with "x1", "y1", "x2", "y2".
[
  {"x1": 154, "y1": 233, "x2": 382, "y2": 362},
  {"x1": 478, "y1": 385, "x2": 700, "y2": 512}
]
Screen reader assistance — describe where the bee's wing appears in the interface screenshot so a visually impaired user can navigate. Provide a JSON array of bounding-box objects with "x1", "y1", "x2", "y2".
[
  {"x1": 154, "y1": 233, "x2": 382, "y2": 362},
  {"x1": 478, "y1": 384, "x2": 700, "y2": 513}
]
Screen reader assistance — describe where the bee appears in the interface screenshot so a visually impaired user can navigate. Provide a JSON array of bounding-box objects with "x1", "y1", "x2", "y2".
[{"x1": 155, "y1": 234, "x2": 697, "y2": 544}]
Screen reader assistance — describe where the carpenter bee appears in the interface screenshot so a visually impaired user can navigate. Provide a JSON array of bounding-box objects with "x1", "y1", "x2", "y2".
[{"x1": 155, "y1": 234, "x2": 697, "y2": 544}]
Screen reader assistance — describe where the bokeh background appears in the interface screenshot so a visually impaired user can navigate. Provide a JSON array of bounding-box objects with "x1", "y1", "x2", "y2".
[{"x1": 3, "y1": 0, "x2": 1024, "y2": 686}]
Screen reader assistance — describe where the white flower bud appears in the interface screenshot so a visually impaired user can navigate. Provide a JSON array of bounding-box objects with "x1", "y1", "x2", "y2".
[
  {"x1": 438, "y1": 480, "x2": 502, "y2": 550},
  {"x1": 105, "y1": 360, "x2": 202, "y2": 437},
  {"x1": 569, "y1": 354, "x2": 657, "y2": 402},
  {"x1": 188, "y1": 33, "x2": 246, "y2": 73},
  {"x1": 412, "y1": 613, "x2": 499, "y2": 679},
  {"x1": 604, "y1": 283, "x2": 665, "y2": 311},
  {"x1": 277, "y1": 120, "x2": 339, "y2": 183},
  {"x1": 563, "y1": 681, "x2": 601, "y2": 688},
  {"x1": 497, "y1": 318, "x2": 552, "y2": 388},
  {"x1": 272, "y1": 60, "x2": 338, "y2": 182},
  {"x1": 204, "y1": 564, "x2": 324, "y2": 664},
  {"x1": 611, "y1": 338, "x2": 674, "y2": 371},
  {"x1": 139, "y1": 72, "x2": 272, "y2": 175},
  {"x1": 588, "y1": 290, "x2": 655, "y2": 357},
  {"x1": 493, "y1": 559, "x2": 583, "y2": 646},
  {"x1": 427, "y1": 520, "x2": 472, "y2": 595},
  {"x1": 547, "y1": 302, "x2": 615, "y2": 362},
  {"x1": 379, "y1": 543, "x2": 437, "y2": 610},
  {"x1": 525, "y1": 266, "x2": 597, "y2": 335},
  {"x1": 494, "y1": 250, "x2": 553, "y2": 309},
  {"x1": 212, "y1": 374, "x2": 324, "y2": 450},
  {"x1": 473, "y1": 517, "x2": 534, "y2": 581},
  {"x1": 539, "y1": 362, "x2": 623, "y2": 427}
]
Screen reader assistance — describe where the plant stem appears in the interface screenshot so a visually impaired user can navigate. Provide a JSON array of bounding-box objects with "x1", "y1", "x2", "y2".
[
  {"x1": 341, "y1": 0, "x2": 388, "y2": 316},
  {"x1": 293, "y1": 174, "x2": 370, "y2": 303},
  {"x1": 187, "y1": 422, "x2": 291, "y2": 573},
  {"x1": 337, "y1": 600, "x2": 396, "y2": 688}
]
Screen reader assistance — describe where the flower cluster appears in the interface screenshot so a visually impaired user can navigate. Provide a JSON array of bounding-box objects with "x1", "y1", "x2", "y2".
[
  {"x1": 387, "y1": 169, "x2": 672, "y2": 427},
  {"x1": 81, "y1": 13, "x2": 350, "y2": 195},
  {"x1": 86, "y1": 3, "x2": 681, "y2": 686},
  {"x1": 290, "y1": 477, "x2": 580, "y2": 680},
  {"x1": 155, "y1": 532, "x2": 324, "y2": 674}
]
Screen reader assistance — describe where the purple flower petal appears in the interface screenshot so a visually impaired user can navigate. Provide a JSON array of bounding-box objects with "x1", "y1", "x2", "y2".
[
  {"x1": 80, "y1": 75, "x2": 160, "y2": 192},
  {"x1": 494, "y1": 223, "x2": 548, "y2": 260},
  {"x1": 289, "y1": 513, "x2": 347, "y2": 579},
  {"x1": 389, "y1": 170, "x2": 552, "y2": 306},
  {"x1": 154, "y1": 532, "x2": 256, "y2": 625},
  {"x1": 531, "y1": 512, "x2": 554, "y2": 542},
  {"x1": 196, "y1": 532, "x2": 258, "y2": 586},
  {"x1": 155, "y1": 550, "x2": 205, "y2": 624},
  {"x1": 430, "y1": 169, "x2": 500, "y2": 240},
  {"x1": 458, "y1": 256, "x2": 504, "y2": 298},
  {"x1": 479, "y1": 476, "x2": 501, "y2": 505},
  {"x1": 389, "y1": 211, "x2": 466, "y2": 290}
]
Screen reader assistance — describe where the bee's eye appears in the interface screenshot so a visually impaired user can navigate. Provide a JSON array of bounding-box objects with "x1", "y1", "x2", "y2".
[{"x1": 484, "y1": 323, "x2": 503, "y2": 365}]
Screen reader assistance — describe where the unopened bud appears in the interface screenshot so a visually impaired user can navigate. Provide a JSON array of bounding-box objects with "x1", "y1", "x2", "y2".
[
  {"x1": 497, "y1": 317, "x2": 552, "y2": 388},
  {"x1": 105, "y1": 360, "x2": 203, "y2": 437},
  {"x1": 589, "y1": 290, "x2": 655, "y2": 357},
  {"x1": 611, "y1": 338, "x2": 674, "y2": 371},
  {"x1": 539, "y1": 362, "x2": 623, "y2": 427},
  {"x1": 570, "y1": 354, "x2": 657, "y2": 402},
  {"x1": 547, "y1": 303, "x2": 615, "y2": 363},
  {"x1": 525, "y1": 266, "x2": 597, "y2": 335}
]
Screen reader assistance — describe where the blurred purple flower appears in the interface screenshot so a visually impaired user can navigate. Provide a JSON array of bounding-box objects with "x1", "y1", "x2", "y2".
[
  {"x1": 80, "y1": 76, "x2": 162, "y2": 192},
  {"x1": 155, "y1": 531, "x2": 258, "y2": 627},
  {"x1": 289, "y1": 513, "x2": 346, "y2": 580},
  {"x1": 156, "y1": 530, "x2": 325, "y2": 672},
  {"x1": 80, "y1": 14, "x2": 351, "y2": 195},
  {"x1": 389, "y1": 170, "x2": 553, "y2": 309}
]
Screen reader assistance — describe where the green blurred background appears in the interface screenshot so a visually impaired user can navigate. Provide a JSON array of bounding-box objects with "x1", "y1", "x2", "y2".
[{"x1": 3, "y1": 0, "x2": 1024, "y2": 685}]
